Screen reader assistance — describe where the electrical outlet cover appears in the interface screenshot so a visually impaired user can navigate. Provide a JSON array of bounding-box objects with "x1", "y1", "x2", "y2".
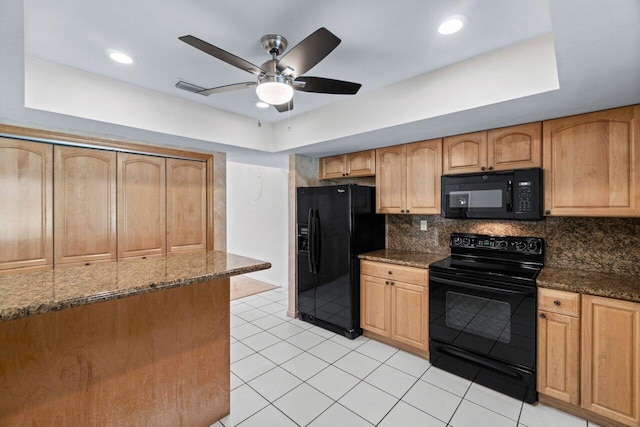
[{"x1": 420, "y1": 220, "x2": 428, "y2": 231}]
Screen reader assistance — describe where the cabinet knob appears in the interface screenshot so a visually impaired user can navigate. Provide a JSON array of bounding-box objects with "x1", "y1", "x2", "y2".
[
  {"x1": 488, "y1": 166, "x2": 494, "y2": 171},
  {"x1": 142, "y1": 256, "x2": 147, "y2": 260},
  {"x1": 342, "y1": 173, "x2": 346, "y2": 177},
  {"x1": 385, "y1": 281, "x2": 390, "y2": 285},
  {"x1": 539, "y1": 313, "x2": 547, "y2": 319},
  {"x1": 390, "y1": 281, "x2": 395, "y2": 286},
  {"x1": 406, "y1": 210, "x2": 410, "y2": 213},
  {"x1": 481, "y1": 166, "x2": 486, "y2": 171},
  {"x1": 388, "y1": 271, "x2": 392, "y2": 275},
  {"x1": 545, "y1": 210, "x2": 551, "y2": 215},
  {"x1": 401, "y1": 209, "x2": 405, "y2": 213},
  {"x1": 85, "y1": 262, "x2": 91, "y2": 266},
  {"x1": 553, "y1": 300, "x2": 561, "y2": 306},
  {"x1": 345, "y1": 173, "x2": 349, "y2": 176}
]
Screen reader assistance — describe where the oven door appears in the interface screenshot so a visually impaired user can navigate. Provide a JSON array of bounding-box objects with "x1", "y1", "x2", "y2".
[
  {"x1": 429, "y1": 271, "x2": 536, "y2": 370},
  {"x1": 429, "y1": 270, "x2": 537, "y2": 402}
]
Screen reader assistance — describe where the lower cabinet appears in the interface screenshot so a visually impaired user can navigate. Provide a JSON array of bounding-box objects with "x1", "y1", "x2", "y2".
[
  {"x1": 538, "y1": 289, "x2": 640, "y2": 427},
  {"x1": 581, "y1": 295, "x2": 640, "y2": 427},
  {"x1": 360, "y1": 260, "x2": 428, "y2": 354},
  {"x1": 537, "y1": 289, "x2": 581, "y2": 405}
]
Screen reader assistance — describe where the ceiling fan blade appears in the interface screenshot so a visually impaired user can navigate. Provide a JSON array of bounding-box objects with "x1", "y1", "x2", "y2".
[
  {"x1": 274, "y1": 100, "x2": 294, "y2": 113},
  {"x1": 179, "y1": 35, "x2": 265, "y2": 75},
  {"x1": 294, "y1": 76, "x2": 362, "y2": 95},
  {"x1": 196, "y1": 82, "x2": 256, "y2": 96},
  {"x1": 277, "y1": 28, "x2": 341, "y2": 78}
]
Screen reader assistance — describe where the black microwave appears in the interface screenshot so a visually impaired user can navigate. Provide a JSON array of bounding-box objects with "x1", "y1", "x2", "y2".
[{"x1": 441, "y1": 168, "x2": 543, "y2": 220}]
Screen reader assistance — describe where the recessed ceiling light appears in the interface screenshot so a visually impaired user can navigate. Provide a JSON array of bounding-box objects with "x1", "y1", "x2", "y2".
[
  {"x1": 107, "y1": 50, "x2": 134, "y2": 64},
  {"x1": 438, "y1": 15, "x2": 468, "y2": 35},
  {"x1": 255, "y1": 101, "x2": 270, "y2": 109}
]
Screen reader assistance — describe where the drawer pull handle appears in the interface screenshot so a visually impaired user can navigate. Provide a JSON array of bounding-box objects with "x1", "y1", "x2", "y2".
[
  {"x1": 539, "y1": 313, "x2": 547, "y2": 319},
  {"x1": 553, "y1": 300, "x2": 561, "y2": 306}
]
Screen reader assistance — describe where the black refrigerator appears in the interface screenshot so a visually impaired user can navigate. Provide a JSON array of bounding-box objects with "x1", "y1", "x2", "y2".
[{"x1": 297, "y1": 184, "x2": 385, "y2": 339}]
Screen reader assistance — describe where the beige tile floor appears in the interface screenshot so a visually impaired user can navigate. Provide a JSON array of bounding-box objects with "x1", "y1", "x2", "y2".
[{"x1": 213, "y1": 287, "x2": 598, "y2": 427}]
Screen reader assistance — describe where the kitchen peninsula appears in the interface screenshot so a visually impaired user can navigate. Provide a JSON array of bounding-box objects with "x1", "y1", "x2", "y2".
[{"x1": 0, "y1": 251, "x2": 270, "y2": 426}]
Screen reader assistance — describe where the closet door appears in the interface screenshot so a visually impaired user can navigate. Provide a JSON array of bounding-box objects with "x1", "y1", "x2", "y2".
[
  {"x1": 167, "y1": 159, "x2": 206, "y2": 253},
  {"x1": 0, "y1": 138, "x2": 53, "y2": 272},
  {"x1": 54, "y1": 146, "x2": 116, "y2": 266},
  {"x1": 117, "y1": 153, "x2": 166, "y2": 259}
]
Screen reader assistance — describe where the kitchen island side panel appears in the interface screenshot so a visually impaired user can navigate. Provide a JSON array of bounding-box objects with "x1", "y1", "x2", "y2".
[{"x1": 0, "y1": 278, "x2": 230, "y2": 426}]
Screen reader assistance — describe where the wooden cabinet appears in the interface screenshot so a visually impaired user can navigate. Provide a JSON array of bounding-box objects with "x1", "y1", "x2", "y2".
[
  {"x1": 376, "y1": 139, "x2": 442, "y2": 214},
  {"x1": 319, "y1": 150, "x2": 375, "y2": 179},
  {"x1": 537, "y1": 289, "x2": 581, "y2": 405},
  {"x1": 581, "y1": 295, "x2": 640, "y2": 426},
  {"x1": 543, "y1": 105, "x2": 640, "y2": 217},
  {"x1": 117, "y1": 153, "x2": 167, "y2": 259},
  {"x1": 167, "y1": 159, "x2": 207, "y2": 253},
  {"x1": 361, "y1": 260, "x2": 429, "y2": 354},
  {"x1": 54, "y1": 146, "x2": 117, "y2": 266},
  {"x1": 0, "y1": 138, "x2": 53, "y2": 273},
  {"x1": 443, "y1": 123, "x2": 542, "y2": 174}
]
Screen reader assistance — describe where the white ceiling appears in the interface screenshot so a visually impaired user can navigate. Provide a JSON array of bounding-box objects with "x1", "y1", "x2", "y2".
[
  {"x1": 24, "y1": 0, "x2": 552, "y2": 122},
  {"x1": 17, "y1": 0, "x2": 640, "y2": 167}
]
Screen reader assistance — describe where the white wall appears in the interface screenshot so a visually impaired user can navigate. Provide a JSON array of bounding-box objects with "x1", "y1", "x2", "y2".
[{"x1": 227, "y1": 162, "x2": 289, "y2": 287}]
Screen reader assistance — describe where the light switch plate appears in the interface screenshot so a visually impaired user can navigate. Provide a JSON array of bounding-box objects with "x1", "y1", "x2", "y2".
[{"x1": 420, "y1": 220, "x2": 428, "y2": 231}]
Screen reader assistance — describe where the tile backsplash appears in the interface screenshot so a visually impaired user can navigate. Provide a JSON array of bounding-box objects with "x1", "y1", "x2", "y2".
[{"x1": 387, "y1": 215, "x2": 640, "y2": 276}]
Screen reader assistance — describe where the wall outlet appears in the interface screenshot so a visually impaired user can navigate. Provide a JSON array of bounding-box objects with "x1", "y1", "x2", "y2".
[{"x1": 420, "y1": 220, "x2": 428, "y2": 231}]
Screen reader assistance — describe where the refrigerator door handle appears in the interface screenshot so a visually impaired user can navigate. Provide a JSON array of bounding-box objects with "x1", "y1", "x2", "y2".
[
  {"x1": 307, "y1": 209, "x2": 315, "y2": 273},
  {"x1": 312, "y1": 210, "x2": 320, "y2": 273}
]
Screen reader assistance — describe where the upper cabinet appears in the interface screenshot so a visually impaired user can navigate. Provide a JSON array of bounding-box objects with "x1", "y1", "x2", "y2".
[
  {"x1": 54, "y1": 146, "x2": 117, "y2": 266},
  {"x1": 443, "y1": 123, "x2": 542, "y2": 175},
  {"x1": 319, "y1": 150, "x2": 375, "y2": 180},
  {"x1": 117, "y1": 153, "x2": 167, "y2": 260},
  {"x1": 0, "y1": 138, "x2": 53, "y2": 273},
  {"x1": 167, "y1": 159, "x2": 207, "y2": 254},
  {"x1": 543, "y1": 105, "x2": 640, "y2": 217},
  {"x1": 376, "y1": 139, "x2": 442, "y2": 214}
]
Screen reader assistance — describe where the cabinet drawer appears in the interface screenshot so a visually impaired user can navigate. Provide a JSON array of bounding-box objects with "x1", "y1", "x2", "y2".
[
  {"x1": 538, "y1": 288, "x2": 580, "y2": 317},
  {"x1": 361, "y1": 260, "x2": 428, "y2": 285}
]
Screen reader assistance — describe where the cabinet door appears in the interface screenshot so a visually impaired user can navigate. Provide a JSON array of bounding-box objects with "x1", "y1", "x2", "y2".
[
  {"x1": 376, "y1": 145, "x2": 406, "y2": 213},
  {"x1": 537, "y1": 311, "x2": 580, "y2": 404},
  {"x1": 543, "y1": 105, "x2": 640, "y2": 216},
  {"x1": 346, "y1": 150, "x2": 375, "y2": 177},
  {"x1": 54, "y1": 146, "x2": 116, "y2": 266},
  {"x1": 390, "y1": 281, "x2": 428, "y2": 351},
  {"x1": 361, "y1": 275, "x2": 390, "y2": 336},
  {"x1": 0, "y1": 138, "x2": 53, "y2": 272},
  {"x1": 167, "y1": 159, "x2": 207, "y2": 253},
  {"x1": 117, "y1": 153, "x2": 166, "y2": 259},
  {"x1": 443, "y1": 131, "x2": 487, "y2": 174},
  {"x1": 319, "y1": 155, "x2": 346, "y2": 180},
  {"x1": 406, "y1": 139, "x2": 442, "y2": 214},
  {"x1": 488, "y1": 122, "x2": 542, "y2": 171},
  {"x1": 582, "y1": 295, "x2": 640, "y2": 426}
]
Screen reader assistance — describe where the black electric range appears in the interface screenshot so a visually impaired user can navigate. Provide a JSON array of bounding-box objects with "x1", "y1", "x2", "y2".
[{"x1": 429, "y1": 233, "x2": 544, "y2": 403}]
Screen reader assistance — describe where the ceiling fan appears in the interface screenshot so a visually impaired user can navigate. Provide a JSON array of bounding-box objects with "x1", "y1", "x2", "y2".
[{"x1": 176, "y1": 28, "x2": 362, "y2": 113}]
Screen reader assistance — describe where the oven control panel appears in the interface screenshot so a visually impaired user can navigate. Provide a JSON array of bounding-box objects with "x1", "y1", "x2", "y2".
[{"x1": 450, "y1": 233, "x2": 543, "y2": 255}]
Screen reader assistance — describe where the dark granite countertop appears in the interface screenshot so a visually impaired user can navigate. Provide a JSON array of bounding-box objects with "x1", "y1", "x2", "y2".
[
  {"x1": 359, "y1": 249, "x2": 445, "y2": 269},
  {"x1": 538, "y1": 267, "x2": 640, "y2": 303},
  {"x1": 0, "y1": 251, "x2": 271, "y2": 322}
]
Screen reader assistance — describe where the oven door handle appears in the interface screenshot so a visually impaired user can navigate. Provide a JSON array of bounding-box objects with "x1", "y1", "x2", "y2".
[
  {"x1": 435, "y1": 344, "x2": 523, "y2": 379},
  {"x1": 430, "y1": 276, "x2": 534, "y2": 296}
]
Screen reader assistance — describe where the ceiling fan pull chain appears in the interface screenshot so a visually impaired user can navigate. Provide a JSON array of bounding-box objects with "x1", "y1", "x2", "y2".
[{"x1": 287, "y1": 100, "x2": 292, "y2": 131}]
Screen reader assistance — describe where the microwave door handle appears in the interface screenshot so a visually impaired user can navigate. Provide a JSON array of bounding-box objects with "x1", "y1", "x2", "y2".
[{"x1": 430, "y1": 277, "x2": 535, "y2": 296}]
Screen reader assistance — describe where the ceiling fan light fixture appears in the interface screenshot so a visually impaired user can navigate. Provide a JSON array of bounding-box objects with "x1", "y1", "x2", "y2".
[
  {"x1": 438, "y1": 15, "x2": 468, "y2": 35},
  {"x1": 256, "y1": 81, "x2": 293, "y2": 105}
]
